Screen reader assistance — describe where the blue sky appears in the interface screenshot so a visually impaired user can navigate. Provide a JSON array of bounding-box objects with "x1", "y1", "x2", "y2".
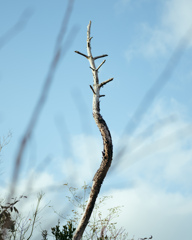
[{"x1": 1, "y1": 0, "x2": 192, "y2": 239}]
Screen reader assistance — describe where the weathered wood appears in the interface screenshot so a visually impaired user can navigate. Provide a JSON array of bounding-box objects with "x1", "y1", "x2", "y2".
[{"x1": 73, "y1": 21, "x2": 113, "y2": 240}]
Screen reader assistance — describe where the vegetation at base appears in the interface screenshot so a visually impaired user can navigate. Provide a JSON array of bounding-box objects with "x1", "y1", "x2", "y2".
[
  {"x1": 0, "y1": 183, "x2": 132, "y2": 239},
  {"x1": 51, "y1": 220, "x2": 75, "y2": 240},
  {"x1": 0, "y1": 195, "x2": 27, "y2": 239}
]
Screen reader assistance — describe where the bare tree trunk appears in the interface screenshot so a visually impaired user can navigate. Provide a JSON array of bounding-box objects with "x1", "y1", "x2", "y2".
[{"x1": 73, "y1": 21, "x2": 113, "y2": 240}]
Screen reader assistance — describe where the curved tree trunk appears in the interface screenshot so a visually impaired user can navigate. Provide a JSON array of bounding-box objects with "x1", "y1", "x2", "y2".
[{"x1": 73, "y1": 21, "x2": 113, "y2": 240}]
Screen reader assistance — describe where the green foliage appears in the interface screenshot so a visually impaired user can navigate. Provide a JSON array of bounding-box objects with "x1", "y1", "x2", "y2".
[
  {"x1": 1, "y1": 184, "x2": 137, "y2": 239},
  {"x1": 53, "y1": 183, "x2": 129, "y2": 240},
  {"x1": 51, "y1": 220, "x2": 76, "y2": 240}
]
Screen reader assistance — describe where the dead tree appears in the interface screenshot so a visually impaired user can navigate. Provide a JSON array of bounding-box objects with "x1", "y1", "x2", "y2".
[{"x1": 73, "y1": 21, "x2": 113, "y2": 240}]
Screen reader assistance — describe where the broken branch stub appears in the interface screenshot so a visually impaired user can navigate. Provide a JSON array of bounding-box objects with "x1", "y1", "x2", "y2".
[{"x1": 73, "y1": 21, "x2": 113, "y2": 240}]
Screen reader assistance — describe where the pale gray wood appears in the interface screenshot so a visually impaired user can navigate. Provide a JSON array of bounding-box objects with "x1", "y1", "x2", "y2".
[{"x1": 73, "y1": 21, "x2": 113, "y2": 240}]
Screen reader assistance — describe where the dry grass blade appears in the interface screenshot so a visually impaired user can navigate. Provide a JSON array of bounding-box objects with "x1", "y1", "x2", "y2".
[
  {"x1": 8, "y1": 0, "x2": 75, "y2": 200},
  {"x1": 0, "y1": 8, "x2": 33, "y2": 50},
  {"x1": 113, "y1": 25, "x2": 192, "y2": 166}
]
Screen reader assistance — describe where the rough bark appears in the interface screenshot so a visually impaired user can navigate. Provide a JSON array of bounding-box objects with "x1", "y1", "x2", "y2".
[{"x1": 73, "y1": 21, "x2": 113, "y2": 240}]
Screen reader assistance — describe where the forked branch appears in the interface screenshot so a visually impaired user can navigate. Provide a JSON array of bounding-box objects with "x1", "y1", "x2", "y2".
[{"x1": 73, "y1": 21, "x2": 113, "y2": 240}]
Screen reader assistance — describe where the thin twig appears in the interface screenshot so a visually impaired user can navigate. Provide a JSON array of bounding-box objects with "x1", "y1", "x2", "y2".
[
  {"x1": 94, "y1": 54, "x2": 108, "y2": 60},
  {"x1": 99, "y1": 78, "x2": 114, "y2": 88},
  {"x1": 96, "y1": 60, "x2": 106, "y2": 71},
  {"x1": 75, "y1": 51, "x2": 88, "y2": 59},
  {"x1": 90, "y1": 85, "x2": 96, "y2": 94},
  {"x1": 26, "y1": 193, "x2": 43, "y2": 240}
]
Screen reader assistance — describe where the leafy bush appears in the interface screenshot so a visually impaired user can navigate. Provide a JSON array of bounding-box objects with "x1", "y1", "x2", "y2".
[{"x1": 51, "y1": 220, "x2": 76, "y2": 240}]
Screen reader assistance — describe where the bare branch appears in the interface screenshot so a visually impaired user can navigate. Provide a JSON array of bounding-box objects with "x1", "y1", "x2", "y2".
[
  {"x1": 96, "y1": 60, "x2": 106, "y2": 71},
  {"x1": 26, "y1": 193, "x2": 44, "y2": 240},
  {"x1": 89, "y1": 85, "x2": 96, "y2": 94},
  {"x1": 94, "y1": 54, "x2": 108, "y2": 60},
  {"x1": 75, "y1": 50, "x2": 88, "y2": 59},
  {"x1": 99, "y1": 78, "x2": 114, "y2": 88}
]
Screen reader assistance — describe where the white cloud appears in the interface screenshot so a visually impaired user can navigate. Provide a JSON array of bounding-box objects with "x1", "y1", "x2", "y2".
[
  {"x1": 126, "y1": 0, "x2": 192, "y2": 60},
  {"x1": 163, "y1": 0, "x2": 192, "y2": 38},
  {"x1": 58, "y1": 134, "x2": 102, "y2": 186},
  {"x1": 103, "y1": 183, "x2": 192, "y2": 240},
  {"x1": 1, "y1": 98, "x2": 192, "y2": 239},
  {"x1": 103, "y1": 98, "x2": 192, "y2": 239}
]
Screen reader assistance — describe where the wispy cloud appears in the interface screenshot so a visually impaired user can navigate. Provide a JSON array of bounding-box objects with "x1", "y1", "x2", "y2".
[
  {"x1": 105, "y1": 98, "x2": 192, "y2": 239},
  {"x1": 163, "y1": 0, "x2": 192, "y2": 38},
  {"x1": 126, "y1": 0, "x2": 192, "y2": 60},
  {"x1": 104, "y1": 183, "x2": 192, "y2": 240},
  {"x1": 1, "y1": 97, "x2": 192, "y2": 239}
]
